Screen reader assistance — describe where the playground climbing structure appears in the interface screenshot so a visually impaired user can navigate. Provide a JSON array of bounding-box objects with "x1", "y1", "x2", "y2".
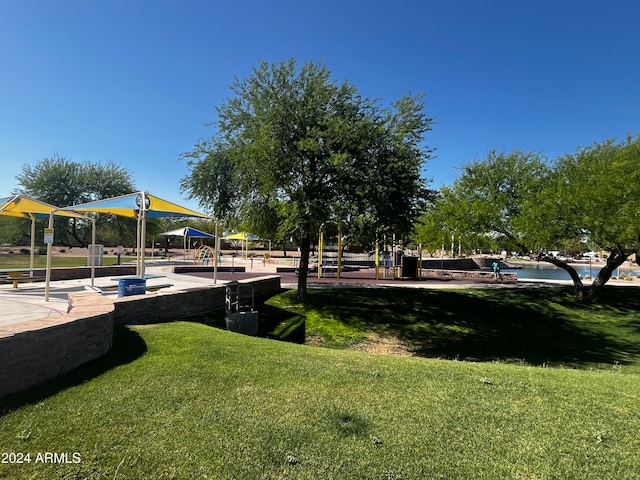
[{"x1": 193, "y1": 245, "x2": 216, "y2": 265}]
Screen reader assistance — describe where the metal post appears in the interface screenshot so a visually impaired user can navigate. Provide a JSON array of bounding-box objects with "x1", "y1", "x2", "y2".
[
  {"x1": 318, "y1": 226, "x2": 324, "y2": 278},
  {"x1": 384, "y1": 234, "x2": 388, "y2": 279},
  {"x1": 90, "y1": 218, "x2": 96, "y2": 287},
  {"x1": 29, "y1": 214, "x2": 36, "y2": 276},
  {"x1": 375, "y1": 239, "x2": 380, "y2": 280},
  {"x1": 392, "y1": 233, "x2": 396, "y2": 280},
  {"x1": 214, "y1": 221, "x2": 219, "y2": 284},
  {"x1": 140, "y1": 210, "x2": 147, "y2": 278},
  {"x1": 337, "y1": 224, "x2": 342, "y2": 279},
  {"x1": 44, "y1": 211, "x2": 54, "y2": 302},
  {"x1": 136, "y1": 214, "x2": 142, "y2": 276}
]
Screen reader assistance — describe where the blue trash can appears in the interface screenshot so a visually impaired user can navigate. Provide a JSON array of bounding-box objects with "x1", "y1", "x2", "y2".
[{"x1": 118, "y1": 278, "x2": 147, "y2": 297}]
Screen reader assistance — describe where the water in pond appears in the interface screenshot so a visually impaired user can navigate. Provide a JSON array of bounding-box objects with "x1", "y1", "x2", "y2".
[{"x1": 502, "y1": 263, "x2": 639, "y2": 281}]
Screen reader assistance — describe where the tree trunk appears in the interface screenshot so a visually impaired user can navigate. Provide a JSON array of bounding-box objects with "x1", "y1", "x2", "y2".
[
  {"x1": 540, "y1": 249, "x2": 631, "y2": 303},
  {"x1": 67, "y1": 218, "x2": 86, "y2": 247},
  {"x1": 539, "y1": 254, "x2": 586, "y2": 299},
  {"x1": 296, "y1": 222, "x2": 310, "y2": 303},
  {"x1": 583, "y1": 250, "x2": 630, "y2": 303}
]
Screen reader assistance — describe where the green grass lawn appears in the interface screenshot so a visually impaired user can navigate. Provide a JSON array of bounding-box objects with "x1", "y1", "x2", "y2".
[
  {"x1": 264, "y1": 286, "x2": 640, "y2": 372},
  {"x1": 1, "y1": 287, "x2": 640, "y2": 479}
]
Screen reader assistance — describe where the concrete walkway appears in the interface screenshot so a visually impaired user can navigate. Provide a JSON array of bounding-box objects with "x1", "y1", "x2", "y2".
[{"x1": 0, "y1": 260, "x2": 227, "y2": 327}]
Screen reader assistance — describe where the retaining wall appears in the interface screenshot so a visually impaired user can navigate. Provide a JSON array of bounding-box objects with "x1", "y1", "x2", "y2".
[
  {"x1": 421, "y1": 269, "x2": 517, "y2": 282},
  {"x1": 51, "y1": 265, "x2": 137, "y2": 280},
  {"x1": 172, "y1": 266, "x2": 246, "y2": 274},
  {"x1": 0, "y1": 293, "x2": 114, "y2": 398},
  {"x1": 0, "y1": 275, "x2": 281, "y2": 398},
  {"x1": 113, "y1": 275, "x2": 281, "y2": 325},
  {"x1": 421, "y1": 257, "x2": 495, "y2": 270},
  {"x1": 14, "y1": 265, "x2": 137, "y2": 282}
]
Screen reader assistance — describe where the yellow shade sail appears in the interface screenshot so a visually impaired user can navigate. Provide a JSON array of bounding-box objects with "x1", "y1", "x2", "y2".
[{"x1": 0, "y1": 194, "x2": 85, "y2": 219}]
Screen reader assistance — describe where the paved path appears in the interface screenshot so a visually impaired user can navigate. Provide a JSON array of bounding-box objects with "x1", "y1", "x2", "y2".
[{"x1": 0, "y1": 261, "x2": 217, "y2": 327}]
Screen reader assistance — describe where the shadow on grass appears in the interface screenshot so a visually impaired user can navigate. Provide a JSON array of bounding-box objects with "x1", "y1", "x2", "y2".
[
  {"x1": 196, "y1": 301, "x2": 307, "y2": 344},
  {"x1": 298, "y1": 286, "x2": 640, "y2": 367},
  {"x1": 0, "y1": 325, "x2": 147, "y2": 416},
  {"x1": 259, "y1": 303, "x2": 306, "y2": 343}
]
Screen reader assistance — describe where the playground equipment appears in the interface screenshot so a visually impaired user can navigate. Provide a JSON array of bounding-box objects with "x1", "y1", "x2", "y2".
[
  {"x1": 315, "y1": 223, "x2": 424, "y2": 281},
  {"x1": 375, "y1": 234, "x2": 399, "y2": 280},
  {"x1": 193, "y1": 245, "x2": 216, "y2": 266},
  {"x1": 318, "y1": 221, "x2": 342, "y2": 278},
  {"x1": 374, "y1": 234, "x2": 422, "y2": 280},
  {"x1": 221, "y1": 232, "x2": 263, "y2": 259}
]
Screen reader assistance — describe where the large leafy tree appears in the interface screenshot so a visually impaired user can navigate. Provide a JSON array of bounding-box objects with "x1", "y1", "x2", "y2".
[
  {"x1": 15, "y1": 154, "x2": 137, "y2": 246},
  {"x1": 416, "y1": 150, "x2": 549, "y2": 255},
  {"x1": 532, "y1": 135, "x2": 640, "y2": 302},
  {"x1": 0, "y1": 217, "x2": 28, "y2": 246},
  {"x1": 181, "y1": 59, "x2": 433, "y2": 301},
  {"x1": 418, "y1": 136, "x2": 640, "y2": 303}
]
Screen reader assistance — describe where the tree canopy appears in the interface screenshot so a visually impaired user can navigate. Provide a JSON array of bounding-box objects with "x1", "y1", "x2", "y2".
[
  {"x1": 15, "y1": 154, "x2": 137, "y2": 246},
  {"x1": 533, "y1": 135, "x2": 640, "y2": 301},
  {"x1": 181, "y1": 59, "x2": 434, "y2": 301},
  {"x1": 417, "y1": 135, "x2": 640, "y2": 302},
  {"x1": 416, "y1": 150, "x2": 548, "y2": 255}
]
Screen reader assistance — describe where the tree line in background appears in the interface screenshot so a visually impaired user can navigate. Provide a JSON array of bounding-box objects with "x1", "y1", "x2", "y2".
[
  {"x1": 0, "y1": 154, "x2": 204, "y2": 249},
  {"x1": 2, "y1": 154, "x2": 139, "y2": 247},
  {"x1": 2, "y1": 58, "x2": 639, "y2": 303}
]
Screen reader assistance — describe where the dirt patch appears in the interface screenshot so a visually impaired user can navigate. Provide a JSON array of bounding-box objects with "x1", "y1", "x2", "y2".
[
  {"x1": 306, "y1": 333, "x2": 326, "y2": 347},
  {"x1": 347, "y1": 333, "x2": 415, "y2": 357}
]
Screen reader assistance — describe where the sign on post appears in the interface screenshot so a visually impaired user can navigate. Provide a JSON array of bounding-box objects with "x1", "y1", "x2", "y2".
[{"x1": 44, "y1": 228, "x2": 54, "y2": 244}]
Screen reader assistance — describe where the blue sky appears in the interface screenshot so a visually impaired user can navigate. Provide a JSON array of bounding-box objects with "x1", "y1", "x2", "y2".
[{"x1": 1, "y1": 0, "x2": 639, "y2": 213}]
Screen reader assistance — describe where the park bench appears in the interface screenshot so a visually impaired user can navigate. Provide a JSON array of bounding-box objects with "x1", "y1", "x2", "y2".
[{"x1": 0, "y1": 271, "x2": 45, "y2": 288}]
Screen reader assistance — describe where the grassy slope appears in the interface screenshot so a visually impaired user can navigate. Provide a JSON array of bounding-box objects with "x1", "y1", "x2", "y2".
[
  {"x1": 265, "y1": 286, "x2": 640, "y2": 372},
  {"x1": 1, "y1": 321, "x2": 639, "y2": 479}
]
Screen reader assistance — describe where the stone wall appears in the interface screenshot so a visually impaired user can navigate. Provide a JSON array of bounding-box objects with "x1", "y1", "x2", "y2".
[
  {"x1": 0, "y1": 275, "x2": 281, "y2": 398},
  {"x1": 50, "y1": 265, "x2": 137, "y2": 280},
  {"x1": 172, "y1": 266, "x2": 246, "y2": 274},
  {"x1": 420, "y1": 257, "x2": 511, "y2": 271},
  {"x1": 421, "y1": 258, "x2": 484, "y2": 270},
  {"x1": 113, "y1": 275, "x2": 281, "y2": 325},
  {"x1": 17, "y1": 265, "x2": 137, "y2": 282},
  {"x1": 0, "y1": 293, "x2": 114, "y2": 399},
  {"x1": 421, "y1": 269, "x2": 517, "y2": 283}
]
